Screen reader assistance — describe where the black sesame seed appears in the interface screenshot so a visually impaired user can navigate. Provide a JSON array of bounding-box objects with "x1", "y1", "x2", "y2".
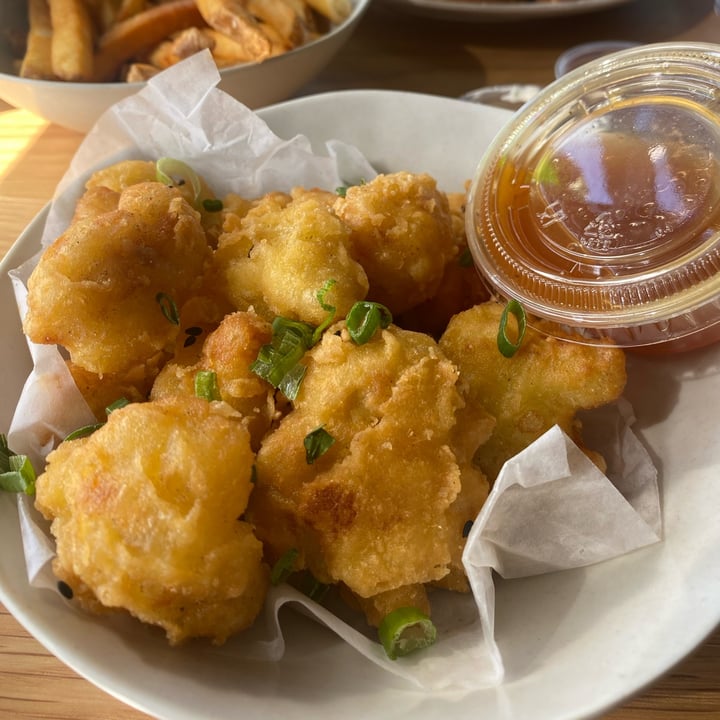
[{"x1": 57, "y1": 580, "x2": 74, "y2": 599}]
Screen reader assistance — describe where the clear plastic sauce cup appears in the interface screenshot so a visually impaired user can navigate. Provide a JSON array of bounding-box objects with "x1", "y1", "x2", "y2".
[{"x1": 467, "y1": 42, "x2": 720, "y2": 353}]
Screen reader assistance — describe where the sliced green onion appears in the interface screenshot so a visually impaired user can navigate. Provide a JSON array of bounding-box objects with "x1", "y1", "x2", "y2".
[
  {"x1": 311, "y1": 279, "x2": 337, "y2": 344},
  {"x1": 156, "y1": 157, "x2": 202, "y2": 205},
  {"x1": 194, "y1": 370, "x2": 221, "y2": 402},
  {"x1": 64, "y1": 423, "x2": 105, "y2": 442},
  {"x1": 65, "y1": 398, "x2": 129, "y2": 442},
  {"x1": 0, "y1": 435, "x2": 36, "y2": 495},
  {"x1": 497, "y1": 299, "x2": 527, "y2": 358},
  {"x1": 270, "y1": 548, "x2": 299, "y2": 585},
  {"x1": 303, "y1": 426, "x2": 335, "y2": 464},
  {"x1": 251, "y1": 317, "x2": 315, "y2": 401},
  {"x1": 336, "y1": 186, "x2": 348, "y2": 197},
  {"x1": 345, "y1": 301, "x2": 393, "y2": 345},
  {"x1": 156, "y1": 292, "x2": 180, "y2": 325},
  {"x1": 378, "y1": 607, "x2": 437, "y2": 660},
  {"x1": 106, "y1": 397, "x2": 129, "y2": 414},
  {"x1": 202, "y1": 198, "x2": 223, "y2": 212}
]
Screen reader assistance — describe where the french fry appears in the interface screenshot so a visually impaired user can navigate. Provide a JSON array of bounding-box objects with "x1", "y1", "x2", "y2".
[
  {"x1": 85, "y1": 0, "x2": 121, "y2": 32},
  {"x1": 189, "y1": 28, "x2": 257, "y2": 67},
  {"x1": 93, "y1": 0, "x2": 204, "y2": 81},
  {"x1": 148, "y1": 26, "x2": 214, "y2": 69},
  {"x1": 116, "y1": 0, "x2": 148, "y2": 22},
  {"x1": 49, "y1": 0, "x2": 95, "y2": 81},
  {"x1": 303, "y1": 0, "x2": 350, "y2": 24},
  {"x1": 246, "y1": 0, "x2": 304, "y2": 50},
  {"x1": 124, "y1": 61, "x2": 161, "y2": 81},
  {"x1": 19, "y1": 0, "x2": 55, "y2": 79},
  {"x1": 194, "y1": 0, "x2": 273, "y2": 61}
]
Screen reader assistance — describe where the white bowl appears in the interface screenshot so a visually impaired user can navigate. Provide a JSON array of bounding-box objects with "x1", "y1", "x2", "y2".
[
  {"x1": 0, "y1": 0, "x2": 370, "y2": 133},
  {"x1": 1, "y1": 89, "x2": 720, "y2": 720}
]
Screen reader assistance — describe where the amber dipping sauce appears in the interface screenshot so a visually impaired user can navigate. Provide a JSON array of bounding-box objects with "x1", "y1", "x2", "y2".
[{"x1": 468, "y1": 44, "x2": 720, "y2": 352}]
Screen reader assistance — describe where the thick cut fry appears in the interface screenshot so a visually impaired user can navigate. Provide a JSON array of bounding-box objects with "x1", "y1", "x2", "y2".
[
  {"x1": 201, "y1": 28, "x2": 256, "y2": 66},
  {"x1": 246, "y1": 0, "x2": 304, "y2": 50},
  {"x1": 195, "y1": 0, "x2": 273, "y2": 60},
  {"x1": 19, "y1": 0, "x2": 55, "y2": 79},
  {"x1": 49, "y1": 0, "x2": 95, "y2": 81},
  {"x1": 117, "y1": 0, "x2": 148, "y2": 21},
  {"x1": 93, "y1": 0, "x2": 205, "y2": 81},
  {"x1": 148, "y1": 26, "x2": 214, "y2": 69},
  {"x1": 304, "y1": 0, "x2": 351, "y2": 24}
]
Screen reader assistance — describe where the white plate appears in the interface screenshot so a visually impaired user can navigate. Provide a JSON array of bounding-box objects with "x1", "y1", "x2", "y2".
[
  {"x1": 382, "y1": 0, "x2": 636, "y2": 22},
  {"x1": 2, "y1": 89, "x2": 720, "y2": 720}
]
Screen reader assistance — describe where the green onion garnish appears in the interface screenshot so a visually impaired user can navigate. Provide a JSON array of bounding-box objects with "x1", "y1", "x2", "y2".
[
  {"x1": 64, "y1": 423, "x2": 105, "y2": 442},
  {"x1": 106, "y1": 397, "x2": 129, "y2": 414},
  {"x1": 156, "y1": 157, "x2": 202, "y2": 205},
  {"x1": 156, "y1": 292, "x2": 180, "y2": 326},
  {"x1": 270, "y1": 548, "x2": 299, "y2": 585},
  {"x1": 303, "y1": 426, "x2": 335, "y2": 464},
  {"x1": 65, "y1": 398, "x2": 129, "y2": 442},
  {"x1": 194, "y1": 370, "x2": 221, "y2": 402},
  {"x1": 0, "y1": 435, "x2": 36, "y2": 495},
  {"x1": 336, "y1": 186, "x2": 348, "y2": 197},
  {"x1": 378, "y1": 607, "x2": 437, "y2": 660},
  {"x1": 202, "y1": 198, "x2": 223, "y2": 212},
  {"x1": 497, "y1": 299, "x2": 527, "y2": 358},
  {"x1": 312, "y1": 279, "x2": 337, "y2": 343},
  {"x1": 345, "y1": 301, "x2": 393, "y2": 345},
  {"x1": 251, "y1": 317, "x2": 315, "y2": 401}
]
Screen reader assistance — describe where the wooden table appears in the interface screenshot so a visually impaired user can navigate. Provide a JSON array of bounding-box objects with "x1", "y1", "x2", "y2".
[{"x1": 1, "y1": 0, "x2": 719, "y2": 717}]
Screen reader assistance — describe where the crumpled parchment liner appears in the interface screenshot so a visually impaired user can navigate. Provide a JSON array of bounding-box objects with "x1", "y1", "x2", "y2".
[{"x1": 6, "y1": 51, "x2": 661, "y2": 691}]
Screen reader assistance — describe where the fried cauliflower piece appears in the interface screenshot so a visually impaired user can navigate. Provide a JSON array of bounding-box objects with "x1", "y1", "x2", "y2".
[
  {"x1": 152, "y1": 310, "x2": 276, "y2": 450},
  {"x1": 214, "y1": 193, "x2": 369, "y2": 325},
  {"x1": 246, "y1": 322, "x2": 492, "y2": 600},
  {"x1": 333, "y1": 172, "x2": 457, "y2": 316},
  {"x1": 439, "y1": 301, "x2": 627, "y2": 483},
  {"x1": 35, "y1": 396, "x2": 269, "y2": 645},
  {"x1": 397, "y1": 189, "x2": 490, "y2": 337},
  {"x1": 24, "y1": 182, "x2": 212, "y2": 376}
]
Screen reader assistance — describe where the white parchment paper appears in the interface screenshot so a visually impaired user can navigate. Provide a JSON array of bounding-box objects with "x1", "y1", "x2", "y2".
[{"x1": 6, "y1": 51, "x2": 661, "y2": 690}]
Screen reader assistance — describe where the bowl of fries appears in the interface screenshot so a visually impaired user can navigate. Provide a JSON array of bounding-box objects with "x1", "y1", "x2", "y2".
[{"x1": 0, "y1": 0, "x2": 370, "y2": 133}]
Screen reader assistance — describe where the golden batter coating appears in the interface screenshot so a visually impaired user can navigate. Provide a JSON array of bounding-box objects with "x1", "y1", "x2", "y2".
[
  {"x1": 24, "y1": 182, "x2": 212, "y2": 376},
  {"x1": 35, "y1": 396, "x2": 268, "y2": 645},
  {"x1": 333, "y1": 172, "x2": 457, "y2": 316},
  {"x1": 151, "y1": 310, "x2": 276, "y2": 450},
  {"x1": 214, "y1": 192, "x2": 369, "y2": 325},
  {"x1": 247, "y1": 322, "x2": 491, "y2": 599},
  {"x1": 439, "y1": 301, "x2": 627, "y2": 483}
]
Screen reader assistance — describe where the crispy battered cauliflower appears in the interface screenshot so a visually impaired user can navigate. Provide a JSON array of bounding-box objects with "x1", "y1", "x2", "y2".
[
  {"x1": 35, "y1": 396, "x2": 269, "y2": 645},
  {"x1": 397, "y1": 189, "x2": 490, "y2": 338},
  {"x1": 151, "y1": 310, "x2": 276, "y2": 450},
  {"x1": 214, "y1": 193, "x2": 369, "y2": 325},
  {"x1": 246, "y1": 322, "x2": 492, "y2": 599},
  {"x1": 24, "y1": 182, "x2": 212, "y2": 376},
  {"x1": 439, "y1": 301, "x2": 627, "y2": 482},
  {"x1": 333, "y1": 172, "x2": 457, "y2": 316}
]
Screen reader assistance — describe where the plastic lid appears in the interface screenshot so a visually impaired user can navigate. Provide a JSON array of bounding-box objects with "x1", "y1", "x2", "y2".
[{"x1": 467, "y1": 42, "x2": 720, "y2": 349}]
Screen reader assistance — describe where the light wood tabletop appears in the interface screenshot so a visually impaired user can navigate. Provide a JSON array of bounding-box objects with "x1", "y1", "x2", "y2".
[{"x1": 1, "y1": 0, "x2": 719, "y2": 717}]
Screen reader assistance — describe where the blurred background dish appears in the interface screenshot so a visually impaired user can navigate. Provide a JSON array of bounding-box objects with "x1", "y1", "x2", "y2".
[
  {"x1": 381, "y1": 0, "x2": 636, "y2": 22},
  {"x1": 0, "y1": 0, "x2": 371, "y2": 133},
  {"x1": 553, "y1": 39, "x2": 639, "y2": 76}
]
